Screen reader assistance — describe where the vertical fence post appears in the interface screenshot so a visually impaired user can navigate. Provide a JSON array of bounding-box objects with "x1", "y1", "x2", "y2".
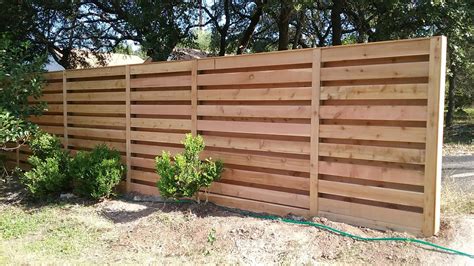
[
  {"x1": 62, "y1": 70, "x2": 68, "y2": 149},
  {"x1": 423, "y1": 36, "x2": 446, "y2": 236},
  {"x1": 125, "y1": 65, "x2": 132, "y2": 192},
  {"x1": 191, "y1": 59, "x2": 198, "y2": 136},
  {"x1": 309, "y1": 48, "x2": 322, "y2": 217}
]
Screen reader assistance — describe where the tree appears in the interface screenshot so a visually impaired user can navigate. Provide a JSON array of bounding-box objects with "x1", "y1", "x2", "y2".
[
  {"x1": 0, "y1": 1, "x2": 116, "y2": 69},
  {"x1": 331, "y1": 0, "x2": 344, "y2": 45},
  {"x1": 425, "y1": 0, "x2": 474, "y2": 127},
  {"x1": 236, "y1": 0, "x2": 267, "y2": 54},
  {"x1": 202, "y1": 0, "x2": 232, "y2": 56},
  {"x1": 89, "y1": 1, "x2": 197, "y2": 61},
  {"x1": 0, "y1": 34, "x2": 46, "y2": 152}
]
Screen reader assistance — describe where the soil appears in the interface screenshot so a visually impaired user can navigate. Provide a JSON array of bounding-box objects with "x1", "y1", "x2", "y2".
[
  {"x1": 92, "y1": 197, "x2": 474, "y2": 264},
  {"x1": 1, "y1": 178, "x2": 473, "y2": 264}
]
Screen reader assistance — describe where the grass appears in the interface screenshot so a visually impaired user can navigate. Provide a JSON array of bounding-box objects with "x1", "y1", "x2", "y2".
[
  {"x1": 441, "y1": 176, "x2": 474, "y2": 215},
  {"x1": 0, "y1": 208, "x2": 49, "y2": 239},
  {"x1": 444, "y1": 107, "x2": 474, "y2": 145},
  {"x1": 443, "y1": 107, "x2": 473, "y2": 155},
  {"x1": 0, "y1": 203, "x2": 115, "y2": 264}
]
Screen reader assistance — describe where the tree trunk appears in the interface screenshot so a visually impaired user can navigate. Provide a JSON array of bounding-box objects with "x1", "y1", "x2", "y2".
[
  {"x1": 218, "y1": 0, "x2": 231, "y2": 56},
  {"x1": 331, "y1": 0, "x2": 343, "y2": 45},
  {"x1": 277, "y1": 0, "x2": 292, "y2": 50},
  {"x1": 292, "y1": 11, "x2": 304, "y2": 49},
  {"x1": 446, "y1": 66, "x2": 456, "y2": 128},
  {"x1": 237, "y1": 0, "x2": 265, "y2": 54}
]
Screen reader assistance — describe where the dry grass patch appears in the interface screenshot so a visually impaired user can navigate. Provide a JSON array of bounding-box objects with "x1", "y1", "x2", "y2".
[{"x1": 441, "y1": 176, "x2": 474, "y2": 215}]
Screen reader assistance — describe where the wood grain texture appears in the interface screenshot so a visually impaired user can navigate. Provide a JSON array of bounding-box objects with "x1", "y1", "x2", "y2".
[
  {"x1": 36, "y1": 37, "x2": 442, "y2": 236},
  {"x1": 198, "y1": 69, "x2": 312, "y2": 86},
  {"x1": 310, "y1": 49, "x2": 321, "y2": 216},
  {"x1": 198, "y1": 87, "x2": 312, "y2": 101},
  {"x1": 320, "y1": 84, "x2": 428, "y2": 100},
  {"x1": 423, "y1": 36, "x2": 446, "y2": 236},
  {"x1": 125, "y1": 65, "x2": 132, "y2": 192}
]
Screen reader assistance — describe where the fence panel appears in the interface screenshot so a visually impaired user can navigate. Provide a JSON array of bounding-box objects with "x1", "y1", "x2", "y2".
[
  {"x1": 127, "y1": 61, "x2": 194, "y2": 194},
  {"x1": 196, "y1": 50, "x2": 313, "y2": 217},
  {"x1": 23, "y1": 36, "x2": 445, "y2": 236}
]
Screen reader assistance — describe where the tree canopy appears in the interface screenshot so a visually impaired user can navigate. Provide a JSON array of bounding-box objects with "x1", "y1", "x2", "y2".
[{"x1": 1, "y1": 0, "x2": 472, "y2": 124}]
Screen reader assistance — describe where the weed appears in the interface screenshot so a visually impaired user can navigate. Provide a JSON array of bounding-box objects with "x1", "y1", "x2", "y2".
[{"x1": 207, "y1": 228, "x2": 216, "y2": 245}]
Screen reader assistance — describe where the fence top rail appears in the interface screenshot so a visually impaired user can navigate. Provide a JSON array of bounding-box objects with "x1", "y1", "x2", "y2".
[{"x1": 44, "y1": 36, "x2": 438, "y2": 78}]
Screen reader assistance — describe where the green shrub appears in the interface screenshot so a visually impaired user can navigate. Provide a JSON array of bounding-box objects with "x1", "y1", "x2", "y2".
[
  {"x1": 21, "y1": 131, "x2": 71, "y2": 199},
  {"x1": 70, "y1": 144, "x2": 125, "y2": 200},
  {"x1": 155, "y1": 134, "x2": 223, "y2": 200}
]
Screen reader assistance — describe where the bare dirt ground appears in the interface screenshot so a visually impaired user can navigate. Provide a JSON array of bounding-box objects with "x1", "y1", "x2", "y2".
[{"x1": 1, "y1": 176, "x2": 473, "y2": 265}]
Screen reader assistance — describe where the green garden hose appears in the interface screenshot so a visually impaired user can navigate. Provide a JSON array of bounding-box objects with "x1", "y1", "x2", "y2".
[
  {"x1": 158, "y1": 199, "x2": 474, "y2": 259},
  {"x1": 237, "y1": 209, "x2": 474, "y2": 259}
]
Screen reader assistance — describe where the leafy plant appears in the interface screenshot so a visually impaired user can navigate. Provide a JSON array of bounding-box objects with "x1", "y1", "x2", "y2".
[
  {"x1": 0, "y1": 34, "x2": 45, "y2": 152},
  {"x1": 155, "y1": 134, "x2": 223, "y2": 200},
  {"x1": 21, "y1": 131, "x2": 71, "y2": 199},
  {"x1": 207, "y1": 228, "x2": 216, "y2": 245},
  {"x1": 70, "y1": 144, "x2": 125, "y2": 200}
]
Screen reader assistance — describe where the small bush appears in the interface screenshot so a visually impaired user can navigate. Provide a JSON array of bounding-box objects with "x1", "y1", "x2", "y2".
[
  {"x1": 21, "y1": 131, "x2": 71, "y2": 199},
  {"x1": 70, "y1": 144, "x2": 125, "y2": 200},
  {"x1": 156, "y1": 134, "x2": 223, "y2": 200}
]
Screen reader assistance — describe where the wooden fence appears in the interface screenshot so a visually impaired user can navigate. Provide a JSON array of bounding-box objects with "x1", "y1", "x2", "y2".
[{"x1": 7, "y1": 36, "x2": 446, "y2": 236}]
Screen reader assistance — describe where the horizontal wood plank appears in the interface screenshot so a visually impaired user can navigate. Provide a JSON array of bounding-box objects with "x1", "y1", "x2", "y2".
[
  {"x1": 67, "y1": 79, "x2": 126, "y2": 91},
  {"x1": 68, "y1": 127, "x2": 125, "y2": 139},
  {"x1": 29, "y1": 115, "x2": 63, "y2": 124},
  {"x1": 198, "y1": 69, "x2": 312, "y2": 86},
  {"x1": 198, "y1": 120, "x2": 311, "y2": 137},
  {"x1": 67, "y1": 116, "x2": 125, "y2": 127},
  {"x1": 67, "y1": 92, "x2": 125, "y2": 102},
  {"x1": 197, "y1": 105, "x2": 311, "y2": 118},
  {"x1": 131, "y1": 144, "x2": 182, "y2": 156},
  {"x1": 202, "y1": 193, "x2": 309, "y2": 217},
  {"x1": 321, "y1": 38, "x2": 430, "y2": 62},
  {"x1": 68, "y1": 138, "x2": 126, "y2": 152},
  {"x1": 44, "y1": 71, "x2": 63, "y2": 80},
  {"x1": 129, "y1": 182, "x2": 160, "y2": 196},
  {"x1": 319, "y1": 180, "x2": 424, "y2": 207},
  {"x1": 66, "y1": 66, "x2": 125, "y2": 78},
  {"x1": 131, "y1": 118, "x2": 191, "y2": 130},
  {"x1": 44, "y1": 104, "x2": 63, "y2": 113},
  {"x1": 221, "y1": 168, "x2": 309, "y2": 191},
  {"x1": 318, "y1": 161, "x2": 424, "y2": 186},
  {"x1": 198, "y1": 49, "x2": 313, "y2": 70},
  {"x1": 320, "y1": 62, "x2": 429, "y2": 81},
  {"x1": 130, "y1": 105, "x2": 192, "y2": 115},
  {"x1": 319, "y1": 105, "x2": 427, "y2": 121},
  {"x1": 201, "y1": 150, "x2": 310, "y2": 172},
  {"x1": 131, "y1": 75, "x2": 191, "y2": 88},
  {"x1": 209, "y1": 182, "x2": 309, "y2": 209},
  {"x1": 131, "y1": 170, "x2": 159, "y2": 183},
  {"x1": 198, "y1": 87, "x2": 312, "y2": 101},
  {"x1": 43, "y1": 82, "x2": 63, "y2": 91},
  {"x1": 204, "y1": 135, "x2": 310, "y2": 154},
  {"x1": 39, "y1": 125, "x2": 65, "y2": 135},
  {"x1": 319, "y1": 125, "x2": 426, "y2": 143},
  {"x1": 67, "y1": 104, "x2": 124, "y2": 114},
  {"x1": 130, "y1": 157, "x2": 155, "y2": 169},
  {"x1": 131, "y1": 60, "x2": 192, "y2": 75},
  {"x1": 29, "y1": 93, "x2": 63, "y2": 102},
  {"x1": 319, "y1": 143, "x2": 425, "y2": 164},
  {"x1": 130, "y1": 90, "x2": 191, "y2": 101},
  {"x1": 319, "y1": 198, "x2": 423, "y2": 230},
  {"x1": 320, "y1": 84, "x2": 428, "y2": 100},
  {"x1": 130, "y1": 131, "x2": 185, "y2": 144}
]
